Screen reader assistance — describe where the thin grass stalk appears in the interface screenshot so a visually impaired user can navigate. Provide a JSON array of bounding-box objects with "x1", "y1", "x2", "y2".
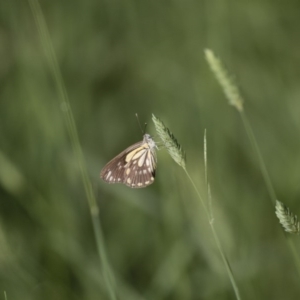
[
  {"x1": 203, "y1": 132, "x2": 240, "y2": 299},
  {"x1": 204, "y1": 129, "x2": 208, "y2": 186},
  {"x1": 287, "y1": 239, "x2": 300, "y2": 273},
  {"x1": 184, "y1": 168, "x2": 241, "y2": 300},
  {"x1": 239, "y1": 112, "x2": 277, "y2": 205},
  {"x1": 205, "y1": 48, "x2": 300, "y2": 277},
  {"x1": 205, "y1": 49, "x2": 277, "y2": 204},
  {"x1": 153, "y1": 115, "x2": 241, "y2": 300},
  {"x1": 28, "y1": 1, "x2": 117, "y2": 299}
]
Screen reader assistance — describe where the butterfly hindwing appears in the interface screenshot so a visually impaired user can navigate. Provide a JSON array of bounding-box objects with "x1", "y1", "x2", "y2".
[{"x1": 123, "y1": 145, "x2": 156, "y2": 188}]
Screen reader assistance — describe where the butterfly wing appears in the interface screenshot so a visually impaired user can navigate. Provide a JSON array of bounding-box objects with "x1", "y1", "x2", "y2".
[
  {"x1": 123, "y1": 145, "x2": 156, "y2": 188},
  {"x1": 100, "y1": 141, "x2": 142, "y2": 184},
  {"x1": 100, "y1": 139, "x2": 156, "y2": 188}
]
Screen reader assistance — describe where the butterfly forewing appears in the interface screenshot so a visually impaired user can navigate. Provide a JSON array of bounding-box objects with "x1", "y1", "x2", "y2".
[{"x1": 100, "y1": 134, "x2": 157, "y2": 188}]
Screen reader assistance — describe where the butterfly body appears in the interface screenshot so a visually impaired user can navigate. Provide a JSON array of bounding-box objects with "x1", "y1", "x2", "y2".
[{"x1": 100, "y1": 134, "x2": 157, "y2": 188}]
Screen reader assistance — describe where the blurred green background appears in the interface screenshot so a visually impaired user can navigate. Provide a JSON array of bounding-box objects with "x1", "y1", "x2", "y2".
[{"x1": 1, "y1": 0, "x2": 300, "y2": 299}]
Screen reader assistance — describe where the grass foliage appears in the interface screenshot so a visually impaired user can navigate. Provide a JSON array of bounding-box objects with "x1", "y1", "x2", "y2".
[
  {"x1": 152, "y1": 114, "x2": 186, "y2": 170},
  {"x1": 1, "y1": 0, "x2": 300, "y2": 299},
  {"x1": 276, "y1": 201, "x2": 300, "y2": 234}
]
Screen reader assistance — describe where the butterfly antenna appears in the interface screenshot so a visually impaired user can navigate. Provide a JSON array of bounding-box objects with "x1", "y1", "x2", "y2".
[{"x1": 135, "y1": 113, "x2": 146, "y2": 134}]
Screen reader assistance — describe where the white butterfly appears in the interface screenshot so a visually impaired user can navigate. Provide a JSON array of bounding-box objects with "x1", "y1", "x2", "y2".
[{"x1": 100, "y1": 134, "x2": 157, "y2": 188}]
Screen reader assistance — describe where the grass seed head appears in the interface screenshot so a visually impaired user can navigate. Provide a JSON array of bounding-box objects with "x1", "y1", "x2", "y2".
[
  {"x1": 205, "y1": 49, "x2": 244, "y2": 112},
  {"x1": 275, "y1": 200, "x2": 300, "y2": 234},
  {"x1": 152, "y1": 114, "x2": 186, "y2": 169}
]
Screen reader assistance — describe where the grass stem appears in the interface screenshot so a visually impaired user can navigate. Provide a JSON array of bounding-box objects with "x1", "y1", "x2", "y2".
[
  {"x1": 28, "y1": 1, "x2": 117, "y2": 299},
  {"x1": 153, "y1": 114, "x2": 241, "y2": 299},
  {"x1": 184, "y1": 169, "x2": 241, "y2": 300},
  {"x1": 239, "y1": 112, "x2": 277, "y2": 204},
  {"x1": 205, "y1": 48, "x2": 300, "y2": 278}
]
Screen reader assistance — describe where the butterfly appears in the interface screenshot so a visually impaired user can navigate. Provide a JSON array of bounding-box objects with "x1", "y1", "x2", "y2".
[{"x1": 100, "y1": 134, "x2": 157, "y2": 188}]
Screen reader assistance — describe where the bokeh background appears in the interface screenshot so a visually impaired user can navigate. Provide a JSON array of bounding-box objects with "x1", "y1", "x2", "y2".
[{"x1": 1, "y1": 0, "x2": 300, "y2": 299}]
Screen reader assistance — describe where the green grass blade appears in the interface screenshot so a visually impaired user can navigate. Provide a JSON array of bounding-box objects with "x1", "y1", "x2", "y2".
[
  {"x1": 153, "y1": 115, "x2": 241, "y2": 300},
  {"x1": 205, "y1": 48, "x2": 300, "y2": 278},
  {"x1": 28, "y1": 1, "x2": 117, "y2": 299}
]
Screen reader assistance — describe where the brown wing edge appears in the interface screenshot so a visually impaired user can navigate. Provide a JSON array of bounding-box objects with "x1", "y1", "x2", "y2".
[{"x1": 100, "y1": 140, "x2": 144, "y2": 184}]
